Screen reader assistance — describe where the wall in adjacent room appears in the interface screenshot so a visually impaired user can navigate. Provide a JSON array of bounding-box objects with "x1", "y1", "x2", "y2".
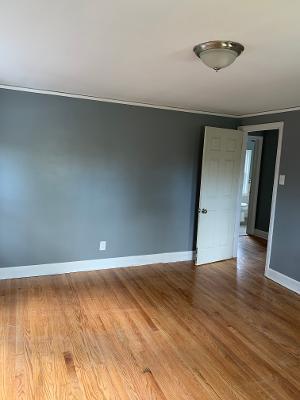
[
  {"x1": 240, "y1": 112, "x2": 300, "y2": 282},
  {"x1": 251, "y1": 130, "x2": 278, "y2": 232},
  {"x1": 0, "y1": 88, "x2": 237, "y2": 268}
]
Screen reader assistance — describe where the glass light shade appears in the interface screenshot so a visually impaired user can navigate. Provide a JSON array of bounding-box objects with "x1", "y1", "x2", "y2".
[{"x1": 199, "y1": 48, "x2": 238, "y2": 71}]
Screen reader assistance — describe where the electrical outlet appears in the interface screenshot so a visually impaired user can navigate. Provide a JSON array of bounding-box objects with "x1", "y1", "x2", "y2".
[
  {"x1": 279, "y1": 175, "x2": 285, "y2": 185},
  {"x1": 99, "y1": 241, "x2": 106, "y2": 251}
]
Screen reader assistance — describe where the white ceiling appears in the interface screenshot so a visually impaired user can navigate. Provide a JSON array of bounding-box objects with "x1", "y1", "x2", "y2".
[{"x1": 1, "y1": 1, "x2": 299, "y2": 116}]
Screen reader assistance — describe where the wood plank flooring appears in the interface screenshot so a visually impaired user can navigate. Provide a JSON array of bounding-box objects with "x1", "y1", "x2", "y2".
[{"x1": 0, "y1": 236, "x2": 299, "y2": 399}]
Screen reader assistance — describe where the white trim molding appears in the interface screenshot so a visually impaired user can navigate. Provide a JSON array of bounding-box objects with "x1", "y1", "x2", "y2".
[
  {"x1": 0, "y1": 84, "x2": 237, "y2": 118},
  {"x1": 265, "y1": 268, "x2": 300, "y2": 295},
  {"x1": 241, "y1": 105, "x2": 300, "y2": 118},
  {"x1": 2, "y1": 83, "x2": 300, "y2": 118},
  {"x1": 0, "y1": 251, "x2": 194, "y2": 281},
  {"x1": 253, "y1": 229, "x2": 268, "y2": 240}
]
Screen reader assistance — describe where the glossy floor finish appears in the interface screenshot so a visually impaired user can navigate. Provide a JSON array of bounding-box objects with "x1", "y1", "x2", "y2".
[{"x1": 0, "y1": 237, "x2": 299, "y2": 399}]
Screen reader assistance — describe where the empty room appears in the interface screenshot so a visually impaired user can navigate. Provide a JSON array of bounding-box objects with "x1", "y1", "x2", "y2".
[{"x1": 0, "y1": 1, "x2": 299, "y2": 399}]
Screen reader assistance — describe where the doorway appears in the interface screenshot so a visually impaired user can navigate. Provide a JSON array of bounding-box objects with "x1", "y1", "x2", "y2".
[
  {"x1": 196, "y1": 122, "x2": 283, "y2": 278},
  {"x1": 236, "y1": 122, "x2": 283, "y2": 276}
]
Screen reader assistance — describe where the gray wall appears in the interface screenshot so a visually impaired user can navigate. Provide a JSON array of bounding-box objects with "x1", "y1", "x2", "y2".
[
  {"x1": 241, "y1": 113, "x2": 300, "y2": 281},
  {"x1": 252, "y1": 130, "x2": 278, "y2": 232},
  {"x1": 0, "y1": 89, "x2": 236, "y2": 268}
]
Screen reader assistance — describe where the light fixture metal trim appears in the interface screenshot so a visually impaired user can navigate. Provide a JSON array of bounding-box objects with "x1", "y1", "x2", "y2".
[
  {"x1": 193, "y1": 40, "x2": 244, "y2": 56},
  {"x1": 193, "y1": 40, "x2": 244, "y2": 71}
]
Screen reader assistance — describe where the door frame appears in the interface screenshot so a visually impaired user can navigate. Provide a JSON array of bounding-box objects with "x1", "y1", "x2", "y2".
[
  {"x1": 246, "y1": 135, "x2": 263, "y2": 236},
  {"x1": 234, "y1": 122, "x2": 284, "y2": 276}
]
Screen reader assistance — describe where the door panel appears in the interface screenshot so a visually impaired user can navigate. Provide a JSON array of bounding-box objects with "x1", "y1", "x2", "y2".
[{"x1": 196, "y1": 127, "x2": 243, "y2": 265}]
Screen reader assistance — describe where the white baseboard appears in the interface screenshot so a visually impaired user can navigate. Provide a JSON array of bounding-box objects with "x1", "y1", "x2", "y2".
[
  {"x1": 265, "y1": 268, "x2": 300, "y2": 294},
  {"x1": 253, "y1": 229, "x2": 268, "y2": 240},
  {"x1": 0, "y1": 251, "x2": 194, "y2": 281}
]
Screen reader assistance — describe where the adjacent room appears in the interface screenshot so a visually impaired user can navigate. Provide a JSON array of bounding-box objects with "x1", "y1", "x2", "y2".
[{"x1": 0, "y1": 1, "x2": 299, "y2": 399}]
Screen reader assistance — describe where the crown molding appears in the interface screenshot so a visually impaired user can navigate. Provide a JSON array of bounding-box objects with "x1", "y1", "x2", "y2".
[
  {"x1": 0, "y1": 84, "x2": 238, "y2": 118},
  {"x1": 2, "y1": 84, "x2": 300, "y2": 119},
  {"x1": 240, "y1": 106, "x2": 300, "y2": 118}
]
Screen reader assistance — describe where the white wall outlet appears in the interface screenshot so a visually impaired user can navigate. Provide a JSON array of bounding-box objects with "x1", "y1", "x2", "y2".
[
  {"x1": 279, "y1": 174, "x2": 285, "y2": 186},
  {"x1": 99, "y1": 241, "x2": 106, "y2": 251}
]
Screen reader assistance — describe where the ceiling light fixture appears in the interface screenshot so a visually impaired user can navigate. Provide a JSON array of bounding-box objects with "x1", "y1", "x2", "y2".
[{"x1": 193, "y1": 41, "x2": 244, "y2": 71}]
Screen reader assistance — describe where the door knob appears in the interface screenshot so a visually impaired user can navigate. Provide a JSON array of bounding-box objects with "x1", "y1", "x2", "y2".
[{"x1": 201, "y1": 208, "x2": 208, "y2": 214}]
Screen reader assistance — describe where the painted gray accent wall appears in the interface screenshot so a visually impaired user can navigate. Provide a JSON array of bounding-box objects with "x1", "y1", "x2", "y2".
[
  {"x1": 241, "y1": 112, "x2": 300, "y2": 282},
  {"x1": 252, "y1": 130, "x2": 278, "y2": 232},
  {"x1": 0, "y1": 89, "x2": 236, "y2": 268}
]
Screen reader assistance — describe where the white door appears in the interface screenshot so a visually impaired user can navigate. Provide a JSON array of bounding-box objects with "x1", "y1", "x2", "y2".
[{"x1": 196, "y1": 126, "x2": 243, "y2": 265}]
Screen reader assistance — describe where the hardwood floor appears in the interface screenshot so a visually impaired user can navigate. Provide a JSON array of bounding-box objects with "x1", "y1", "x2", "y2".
[{"x1": 0, "y1": 236, "x2": 299, "y2": 399}]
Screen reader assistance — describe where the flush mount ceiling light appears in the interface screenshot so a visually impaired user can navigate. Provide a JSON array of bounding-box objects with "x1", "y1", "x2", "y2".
[{"x1": 193, "y1": 41, "x2": 244, "y2": 71}]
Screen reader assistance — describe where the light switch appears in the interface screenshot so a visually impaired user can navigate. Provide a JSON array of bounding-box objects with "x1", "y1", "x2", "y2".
[
  {"x1": 279, "y1": 175, "x2": 285, "y2": 185},
  {"x1": 99, "y1": 241, "x2": 106, "y2": 251}
]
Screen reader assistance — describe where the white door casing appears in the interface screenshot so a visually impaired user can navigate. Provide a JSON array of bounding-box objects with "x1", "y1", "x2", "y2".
[{"x1": 196, "y1": 127, "x2": 243, "y2": 265}]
